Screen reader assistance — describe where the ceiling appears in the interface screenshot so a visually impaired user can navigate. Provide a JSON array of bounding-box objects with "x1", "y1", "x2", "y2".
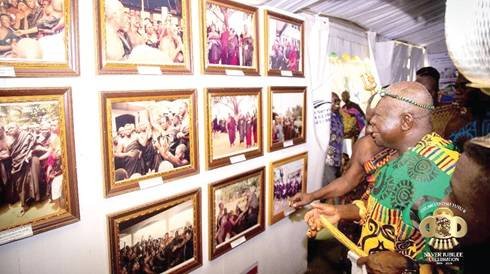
[{"x1": 260, "y1": 0, "x2": 447, "y2": 47}]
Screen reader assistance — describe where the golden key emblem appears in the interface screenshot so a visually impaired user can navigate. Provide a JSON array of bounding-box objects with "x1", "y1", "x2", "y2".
[{"x1": 419, "y1": 207, "x2": 467, "y2": 250}]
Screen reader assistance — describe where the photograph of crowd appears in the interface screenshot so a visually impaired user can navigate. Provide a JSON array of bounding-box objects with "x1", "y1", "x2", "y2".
[
  {"x1": 270, "y1": 153, "x2": 306, "y2": 224},
  {"x1": 211, "y1": 170, "x2": 263, "y2": 250},
  {"x1": 266, "y1": 12, "x2": 302, "y2": 73},
  {"x1": 209, "y1": 93, "x2": 260, "y2": 161},
  {"x1": 204, "y1": 0, "x2": 256, "y2": 68},
  {"x1": 0, "y1": 98, "x2": 68, "y2": 232},
  {"x1": 0, "y1": 0, "x2": 70, "y2": 62},
  {"x1": 100, "y1": 0, "x2": 189, "y2": 67},
  {"x1": 270, "y1": 89, "x2": 305, "y2": 150},
  {"x1": 104, "y1": 91, "x2": 197, "y2": 195},
  {"x1": 110, "y1": 191, "x2": 200, "y2": 274}
]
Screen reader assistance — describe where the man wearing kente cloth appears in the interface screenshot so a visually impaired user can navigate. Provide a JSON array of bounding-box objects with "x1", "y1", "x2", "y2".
[{"x1": 305, "y1": 82, "x2": 460, "y2": 273}]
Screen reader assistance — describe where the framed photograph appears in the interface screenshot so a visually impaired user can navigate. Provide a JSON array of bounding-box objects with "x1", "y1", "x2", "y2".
[
  {"x1": 209, "y1": 167, "x2": 265, "y2": 260},
  {"x1": 0, "y1": 0, "x2": 79, "y2": 77},
  {"x1": 101, "y1": 89, "x2": 198, "y2": 197},
  {"x1": 204, "y1": 88, "x2": 262, "y2": 170},
  {"x1": 200, "y1": 0, "x2": 259, "y2": 75},
  {"x1": 268, "y1": 86, "x2": 306, "y2": 152},
  {"x1": 96, "y1": 0, "x2": 192, "y2": 74},
  {"x1": 108, "y1": 188, "x2": 202, "y2": 274},
  {"x1": 269, "y1": 152, "x2": 307, "y2": 225},
  {"x1": 0, "y1": 88, "x2": 79, "y2": 244},
  {"x1": 264, "y1": 10, "x2": 304, "y2": 77}
]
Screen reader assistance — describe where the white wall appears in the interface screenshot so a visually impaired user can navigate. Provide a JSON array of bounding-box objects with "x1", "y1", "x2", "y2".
[{"x1": 0, "y1": 1, "x2": 325, "y2": 274}]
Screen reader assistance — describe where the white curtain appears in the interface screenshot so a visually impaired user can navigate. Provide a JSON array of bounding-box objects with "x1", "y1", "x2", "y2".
[
  {"x1": 375, "y1": 41, "x2": 427, "y2": 86},
  {"x1": 367, "y1": 31, "x2": 382, "y2": 90},
  {"x1": 409, "y1": 47, "x2": 425, "y2": 79},
  {"x1": 305, "y1": 15, "x2": 331, "y2": 153}
]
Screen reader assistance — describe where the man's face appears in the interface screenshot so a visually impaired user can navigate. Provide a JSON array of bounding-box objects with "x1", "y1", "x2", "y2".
[
  {"x1": 0, "y1": 15, "x2": 10, "y2": 28},
  {"x1": 368, "y1": 98, "x2": 402, "y2": 148}
]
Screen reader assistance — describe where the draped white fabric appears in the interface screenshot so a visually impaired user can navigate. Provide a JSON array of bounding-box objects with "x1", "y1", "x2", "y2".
[
  {"x1": 367, "y1": 31, "x2": 382, "y2": 90},
  {"x1": 328, "y1": 22, "x2": 369, "y2": 59},
  {"x1": 305, "y1": 14, "x2": 331, "y2": 153},
  {"x1": 375, "y1": 41, "x2": 427, "y2": 87}
]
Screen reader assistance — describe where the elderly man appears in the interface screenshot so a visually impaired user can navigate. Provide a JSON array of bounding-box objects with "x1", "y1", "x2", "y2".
[{"x1": 305, "y1": 82, "x2": 460, "y2": 272}]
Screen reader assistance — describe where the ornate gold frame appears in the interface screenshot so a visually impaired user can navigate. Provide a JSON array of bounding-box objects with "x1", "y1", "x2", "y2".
[
  {"x1": 200, "y1": 0, "x2": 260, "y2": 75},
  {"x1": 268, "y1": 86, "x2": 307, "y2": 152},
  {"x1": 268, "y1": 152, "x2": 307, "y2": 225},
  {"x1": 96, "y1": 0, "x2": 192, "y2": 74},
  {"x1": 0, "y1": 88, "x2": 79, "y2": 242},
  {"x1": 264, "y1": 10, "x2": 304, "y2": 77},
  {"x1": 101, "y1": 89, "x2": 199, "y2": 197},
  {"x1": 204, "y1": 87, "x2": 263, "y2": 170},
  {"x1": 108, "y1": 188, "x2": 202, "y2": 274},
  {"x1": 208, "y1": 167, "x2": 265, "y2": 260},
  {"x1": 0, "y1": 0, "x2": 79, "y2": 77}
]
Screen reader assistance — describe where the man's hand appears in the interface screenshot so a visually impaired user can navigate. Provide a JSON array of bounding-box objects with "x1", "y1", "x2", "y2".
[
  {"x1": 290, "y1": 192, "x2": 313, "y2": 208},
  {"x1": 304, "y1": 204, "x2": 340, "y2": 238},
  {"x1": 357, "y1": 251, "x2": 410, "y2": 274}
]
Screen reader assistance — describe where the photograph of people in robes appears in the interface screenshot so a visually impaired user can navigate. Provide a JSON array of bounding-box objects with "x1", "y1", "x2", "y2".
[
  {"x1": 270, "y1": 89, "x2": 305, "y2": 149},
  {"x1": 0, "y1": 100, "x2": 68, "y2": 232},
  {"x1": 270, "y1": 153, "x2": 306, "y2": 224},
  {"x1": 107, "y1": 95, "x2": 195, "y2": 187},
  {"x1": 100, "y1": 0, "x2": 189, "y2": 67},
  {"x1": 267, "y1": 13, "x2": 302, "y2": 73},
  {"x1": 209, "y1": 94, "x2": 259, "y2": 160},
  {"x1": 205, "y1": 0, "x2": 255, "y2": 68},
  {"x1": 111, "y1": 193, "x2": 200, "y2": 274},
  {"x1": 212, "y1": 173, "x2": 261, "y2": 249},
  {"x1": 0, "y1": 0, "x2": 69, "y2": 62}
]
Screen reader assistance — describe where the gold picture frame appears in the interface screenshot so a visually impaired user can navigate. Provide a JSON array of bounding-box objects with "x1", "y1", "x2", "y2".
[
  {"x1": 200, "y1": 0, "x2": 259, "y2": 75},
  {"x1": 269, "y1": 152, "x2": 307, "y2": 225},
  {"x1": 96, "y1": 0, "x2": 192, "y2": 74},
  {"x1": 0, "y1": 0, "x2": 79, "y2": 77},
  {"x1": 108, "y1": 188, "x2": 202, "y2": 274},
  {"x1": 264, "y1": 10, "x2": 304, "y2": 77},
  {"x1": 208, "y1": 167, "x2": 265, "y2": 260},
  {"x1": 204, "y1": 87, "x2": 263, "y2": 170},
  {"x1": 0, "y1": 88, "x2": 79, "y2": 244},
  {"x1": 101, "y1": 89, "x2": 199, "y2": 197},
  {"x1": 268, "y1": 86, "x2": 307, "y2": 152}
]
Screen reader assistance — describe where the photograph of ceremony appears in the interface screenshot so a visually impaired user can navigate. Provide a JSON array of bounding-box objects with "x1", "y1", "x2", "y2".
[
  {"x1": 266, "y1": 11, "x2": 303, "y2": 75},
  {"x1": 269, "y1": 87, "x2": 306, "y2": 151},
  {"x1": 102, "y1": 91, "x2": 197, "y2": 196},
  {"x1": 207, "y1": 90, "x2": 262, "y2": 168},
  {"x1": 203, "y1": 0, "x2": 257, "y2": 72},
  {"x1": 209, "y1": 168, "x2": 265, "y2": 259},
  {"x1": 270, "y1": 153, "x2": 306, "y2": 224},
  {"x1": 0, "y1": 0, "x2": 69, "y2": 62},
  {"x1": 98, "y1": 0, "x2": 190, "y2": 69},
  {"x1": 109, "y1": 190, "x2": 201, "y2": 274},
  {"x1": 0, "y1": 89, "x2": 78, "y2": 236}
]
